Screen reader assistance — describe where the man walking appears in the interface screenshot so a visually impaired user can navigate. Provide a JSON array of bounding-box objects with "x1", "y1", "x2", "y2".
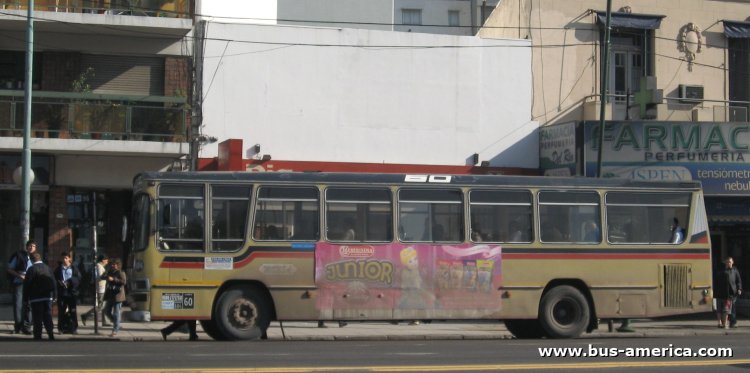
[
  {"x1": 6, "y1": 240, "x2": 37, "y2": 334},
  {"x1": 715, "y1": 257, "x2": 743, "y2": 329},
  {"x1": 23, "y1": 252, "x2": 57, "y2": 340}
]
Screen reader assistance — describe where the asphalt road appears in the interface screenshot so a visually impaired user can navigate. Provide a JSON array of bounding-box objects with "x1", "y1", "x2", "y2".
[{"x1": 0, "y1": 335, "x2": 748, "y2": 372}]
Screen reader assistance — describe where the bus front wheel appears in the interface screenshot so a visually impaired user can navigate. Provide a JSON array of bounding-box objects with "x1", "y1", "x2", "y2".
[
  {"x1": 215, "y1": 286, "x2": 271, "y2": 340},
  {"x1": 539, "y1": 285, "x2": 590, "y2": 338}
]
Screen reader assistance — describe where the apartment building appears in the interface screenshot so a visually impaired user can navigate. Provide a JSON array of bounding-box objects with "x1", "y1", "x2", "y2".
[
  {"x1": 481, "y1": 0, "x2": 750, "y2": 282},
  {"x1": 0, "y1": 0, "x2": 193, "y2": 293}
]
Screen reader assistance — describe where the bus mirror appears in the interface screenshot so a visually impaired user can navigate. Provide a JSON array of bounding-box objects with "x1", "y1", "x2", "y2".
[{"x1": 162, "y1": 204, "x2": 172, "y2": 225}]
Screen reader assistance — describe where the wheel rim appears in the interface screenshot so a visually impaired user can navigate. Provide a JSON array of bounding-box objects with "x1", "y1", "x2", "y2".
[
  {"x1": 552, "y1": 297, "x2": 580, "y2": 327},
  {"x1": 228, "y1": 297, "x2": 257, "y2": 330}
]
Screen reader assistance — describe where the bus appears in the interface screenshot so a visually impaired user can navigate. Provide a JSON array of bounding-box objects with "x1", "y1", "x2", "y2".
[{"x1": 127, "y1": 172, "x2": 713, "y2": 340}]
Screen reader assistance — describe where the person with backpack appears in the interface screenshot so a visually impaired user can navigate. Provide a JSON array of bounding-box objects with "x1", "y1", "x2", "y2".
[
  {"x1": 6, "y1": 240, "x2": 37, "y2": 335},
  {"x1": 102, "y1": 258, "x2": 126, "y2": 337},
  {"x1": 54, "y1": 251, "x2": 81, "y2": 334},
  {"x1": 23, "y1": 251, "x2": 57, "y2": 340}
]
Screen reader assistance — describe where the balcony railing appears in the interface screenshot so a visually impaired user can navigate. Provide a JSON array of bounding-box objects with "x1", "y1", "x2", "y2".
[
  {"x1": 0, "y1": 90, "x2": 188, "y2": 142},
  {"x1": 0, "y1": 0, "x2": 192, "y2": 18}
]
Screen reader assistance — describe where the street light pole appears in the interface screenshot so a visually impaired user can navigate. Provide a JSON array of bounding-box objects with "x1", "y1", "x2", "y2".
[
  {"x1": 596, "y1": 0, "x2": 612, "y2": 178},
  {"x1": 21, "y1": 0, "x2": 35, "y2": 245}
]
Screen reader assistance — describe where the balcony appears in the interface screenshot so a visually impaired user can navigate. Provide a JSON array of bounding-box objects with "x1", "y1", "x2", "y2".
[
  {"x1": 0, "y1": 90, "x2": 188, "y2": 142},
  {"x1": 0, "y1": 0, "x2": 192, "y2": 18}
]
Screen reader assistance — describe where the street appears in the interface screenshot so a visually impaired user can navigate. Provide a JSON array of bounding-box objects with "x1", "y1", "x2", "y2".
[{"x1": 0, "y1": 335, "x2": 748, "y2": 372}]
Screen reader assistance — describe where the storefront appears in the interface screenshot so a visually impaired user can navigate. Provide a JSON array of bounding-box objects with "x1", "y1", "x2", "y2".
[
  {"x1": 0, "y1": 154, "x2": 51, "y2": 294},
  {"x1": 541, "y1": 121, "x2": 750, "y2": 289},
  {"x1": 0, "y1": 153, "x2": 132, "y2": 297}
]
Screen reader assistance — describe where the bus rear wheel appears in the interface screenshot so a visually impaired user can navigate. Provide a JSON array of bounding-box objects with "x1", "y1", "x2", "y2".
[
  {"x1": 539, "y1": 285, "x2": 590, "y2": 338},
  {"x1": 503, "y1": 319, "x2": 546, "y2": 339},
  {"x1": 215, "y1": 286, "x2": 271, "y2": 340}
]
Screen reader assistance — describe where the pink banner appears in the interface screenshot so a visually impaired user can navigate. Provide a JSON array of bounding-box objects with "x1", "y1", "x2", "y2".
[{"x1": 315, "y1": 243, "x2": 502, "y2": 313}]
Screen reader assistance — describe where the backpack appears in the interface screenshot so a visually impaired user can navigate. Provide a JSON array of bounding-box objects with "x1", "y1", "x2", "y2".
[
  {"x1": 6, "y1": 250, "x2": 27, "y2": 285},
  {"x1": 33, "y1": 265, "x2": 56, "y2": 295}
]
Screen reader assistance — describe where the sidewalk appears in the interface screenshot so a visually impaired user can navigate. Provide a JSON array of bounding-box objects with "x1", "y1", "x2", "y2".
[{"x1": 0, "y1": 304, "x2": 748, "y2": 341}]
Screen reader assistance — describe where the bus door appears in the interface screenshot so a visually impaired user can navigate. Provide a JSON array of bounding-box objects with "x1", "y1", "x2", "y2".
[{"x1": 156, "y1": 184, "x2": 205, "y2": 307}]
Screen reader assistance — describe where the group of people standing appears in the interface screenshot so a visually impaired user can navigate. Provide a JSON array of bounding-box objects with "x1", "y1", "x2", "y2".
[{"x1": 6, "y1": 240, "x2": 127, "y2": 339}]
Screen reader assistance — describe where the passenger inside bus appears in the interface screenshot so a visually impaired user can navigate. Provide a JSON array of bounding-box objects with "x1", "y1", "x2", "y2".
[
  {"x1": 509, "y1": 221, "x2": 523, "y2": 242},
  {"x1": 583, "y1": 221, "x2": 600, "y2": 242},
  {"x1": 670, "y1": 218, "x2": 685, "y2": 244},
  {"x1": 341, "y1": 218, "x2": 356, "y2": 241}
]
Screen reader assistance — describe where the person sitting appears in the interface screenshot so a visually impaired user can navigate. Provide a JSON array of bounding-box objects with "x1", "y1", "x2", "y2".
[
  {"x1": 583, "y1": 221, "x2": 600, "y2": 242},
  {"x1": 669, "y1": 218, "x2": 685, "y2": 244},
  {"x1": 341, "y1": 218, "x2": 356, "y2": 241}
]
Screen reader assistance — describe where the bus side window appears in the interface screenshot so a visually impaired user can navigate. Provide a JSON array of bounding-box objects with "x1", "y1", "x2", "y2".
[
  {"x1": 253, "y1": 186, "x2": 320, "y2": 241},
  {"x1": 605, "y1": 192, "x2": 690, "y2": 244},
  {"x1": 469, "y1": 189, "x2": 533, "y2": 243},
  {"x1": 325, "y1": 187, "x2": 393, "y2": 243},
  {"x1": 398, "y1": 189, "x2": 463, "y2": 243},
  {"x1": 157, "y1": 184, "x2": 205, "y2": 251},
  {"x1": 210, "y1": 185, "x2": 252, "y2": 252},
  {"x1": 539, "y1": 190, "x2": 600, "y2": 244}
]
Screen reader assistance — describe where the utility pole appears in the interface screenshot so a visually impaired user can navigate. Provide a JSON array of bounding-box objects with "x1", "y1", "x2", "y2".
[
  {"x1": 596, "y1": 0, "x2": 612, "y2": 178},
  {"x1": 21, "y1": 0, "x2": 35, "y2": 245}
]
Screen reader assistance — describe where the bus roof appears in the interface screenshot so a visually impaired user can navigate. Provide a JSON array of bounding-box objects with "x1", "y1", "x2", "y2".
[{"x1": 135, "y1": 171, "x2": 702, "y2": 191}]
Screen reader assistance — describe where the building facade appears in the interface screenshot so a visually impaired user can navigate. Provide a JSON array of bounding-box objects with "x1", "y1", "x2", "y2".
[
  {"x1": 0, "y1": 0, "x2": 193, "y2": 294},
  {"x1": 197, "y1": 0, "x2": 499, "y2": 36},
  {"x1": 481, "y1": 0, "x2": 750, "y2": 285}
]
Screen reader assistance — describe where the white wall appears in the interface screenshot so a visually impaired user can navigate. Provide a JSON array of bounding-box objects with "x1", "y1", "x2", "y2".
[
  {"x1": 196, "y1": 0, "x2": 278, "y2": 24},
  {"x1": 199, "y1": 22, "x2": 537, "y2": 168},
  {"x1": 197, "y1": 0, "x2": 497, "y2": 36}
]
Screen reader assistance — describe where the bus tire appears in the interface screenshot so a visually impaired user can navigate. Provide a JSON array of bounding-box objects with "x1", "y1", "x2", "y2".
[
  {"x1": 200, "y1": 319, "x2": 226, "y2": 341},
  {"x1": 538, "y1": 285, "x2": 590, "y2": 338},
  {"x1": 215, "y1": 286, "x2": 271, "y2": 340},
  {"x1": 503, "y1": 319, "x2": 546, "y2": 339}
]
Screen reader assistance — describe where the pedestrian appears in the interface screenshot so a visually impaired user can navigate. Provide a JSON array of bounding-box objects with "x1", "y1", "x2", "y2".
[
  {"x1": 54, "y1": 251, "x2": 81, "y2": 334},
  {"x1": 102, "y1": 258, "x2": 126, "y2": 337},
  {"x1": 729, "y1": 260, "x2": 743, "y2": 328},
  {"x1": 6, "y1": 239, "x2": 37, "y2": 335},
  {"x1": 161, "y1": 320, "x2": 198, "y2": 341},
  {"x1": 715, "y1": 257, "x2": 742, "y2": 329},
  {"x1": 81, "y1": 255, "x2": 110, "y2": 327},
  {"x1": 22, "y1": 252, "x2": 56, "y2": 340}
]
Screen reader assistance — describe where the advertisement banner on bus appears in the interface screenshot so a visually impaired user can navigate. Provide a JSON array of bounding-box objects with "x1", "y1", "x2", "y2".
[
  {"x1": 582, "y1": 121, "x2": 750, "y2": 195},
  {"x1": 315, "y1": 243, "x2": 502, "y2": 313}
]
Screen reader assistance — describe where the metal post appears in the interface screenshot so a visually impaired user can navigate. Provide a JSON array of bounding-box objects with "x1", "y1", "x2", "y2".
[
  {"x1": 92, "y1": 192, "x2": 99, "y2": 334},
  {"x1": 20, "y1": 0, "x2": 34, "y2": 245},
  {"x1": 596, "y1": 0, "x2": 612, "y2": 178}
]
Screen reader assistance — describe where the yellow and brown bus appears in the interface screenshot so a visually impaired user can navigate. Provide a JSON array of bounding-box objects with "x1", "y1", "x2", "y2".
[{"x1": 127, "y1": 172, "x2": 712, "y2": 340}]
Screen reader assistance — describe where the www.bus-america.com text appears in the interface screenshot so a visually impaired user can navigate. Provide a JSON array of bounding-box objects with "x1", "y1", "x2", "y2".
[{"x1": 539, "y1": 344, "x2": 733, "y2": 358}]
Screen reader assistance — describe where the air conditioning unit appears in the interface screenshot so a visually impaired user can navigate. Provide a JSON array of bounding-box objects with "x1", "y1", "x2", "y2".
[{"x1": 679, "y1": 84, "x2": 704, "y2": 103}]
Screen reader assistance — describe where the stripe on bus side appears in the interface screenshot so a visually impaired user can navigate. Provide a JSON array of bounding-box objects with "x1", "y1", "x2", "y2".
[
  {"x1": 503, "y1": 247, "x2": 710, "y2": 260},
  {"x1": 160, "y1": 248, "x2": 313, "y2": 269}
]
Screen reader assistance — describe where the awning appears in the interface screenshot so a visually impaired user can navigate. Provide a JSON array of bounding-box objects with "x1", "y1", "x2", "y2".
[
  {"x1": 723, "y1": 20, "x2": 750, "y2": 38},
  {"x1": 595, "y1": 12, "x2": 665, "y2": 30}
]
